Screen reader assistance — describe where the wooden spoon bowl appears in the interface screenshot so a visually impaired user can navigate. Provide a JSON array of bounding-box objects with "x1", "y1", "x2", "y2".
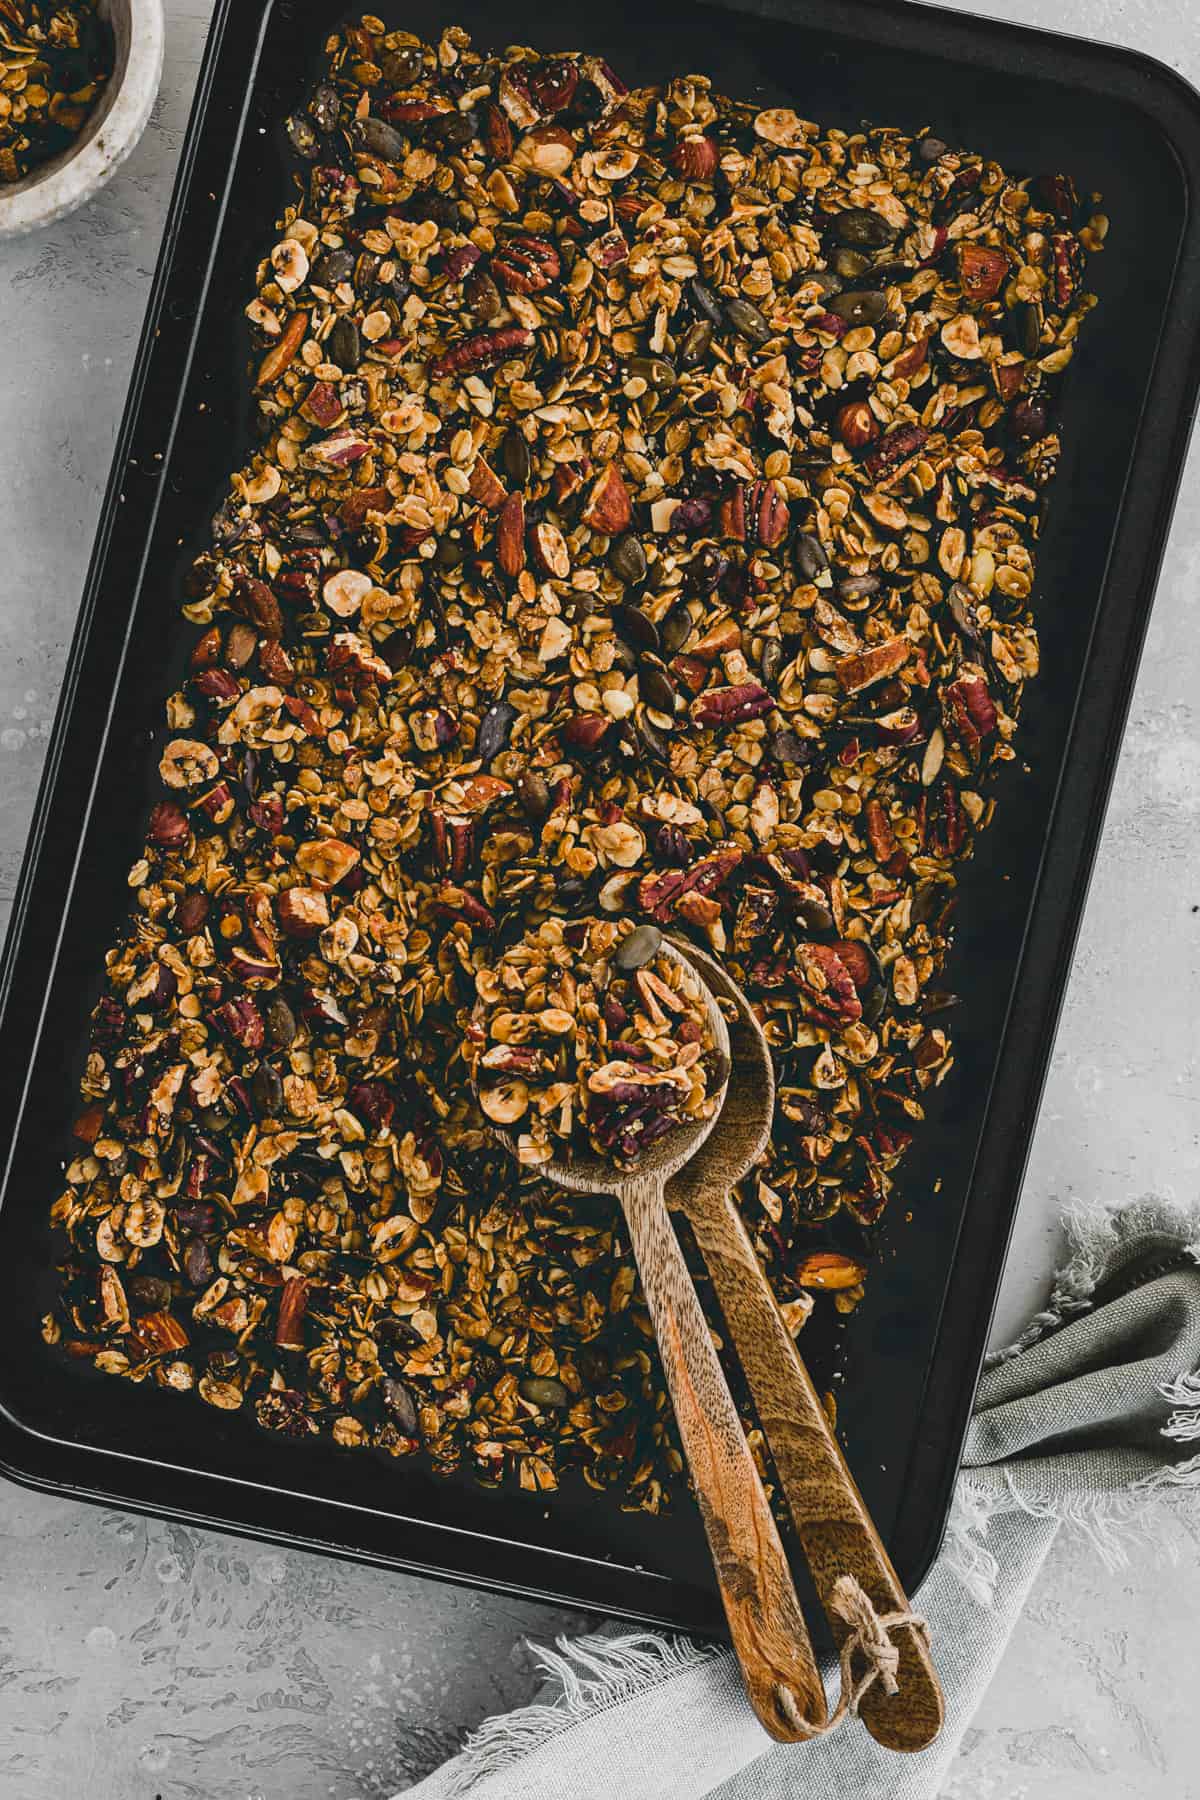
[{"x1": 492, "y1": 941, "x2": 731, "y2": 1194}]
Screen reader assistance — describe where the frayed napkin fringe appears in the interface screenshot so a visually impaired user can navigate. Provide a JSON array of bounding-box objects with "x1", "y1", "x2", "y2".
[
  {"x1": 1158, "y1": 1373, "x2": 1200, "y2": 1443},
  {"x1": 984, "y1": 1192, "x2": 1200, "y2": 1369},
  {"x1": 442, "y1": 1633, "x2": 720, "y2": 1798},
  {"x1": 440, "y1": 1193, "x2": 1200, "y2": 1793},
  {"x1": 946, "y1": 1471, "x2": 1186, "y2": 1608},
  {"x1": 940, "y1": 1477, "x2": 1004, "y2": 1607},
  {"x1": 943, "y1": 1193, "x2": 1200, "y2": 1605}
]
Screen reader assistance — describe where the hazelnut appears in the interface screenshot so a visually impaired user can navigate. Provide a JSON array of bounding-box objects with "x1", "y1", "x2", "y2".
[
  {"x1": 513, "y1": 125, "x2": 576, "y2": 177},
  {"x1": 295, "y1": 838, "x2": 361, "y2": 886},
  {"x1": 277, "y1": 887, "x2": 331, "y2": 937},
  {"x1": 323, "y1": 569, "x2": 373, "y2": 617},
  {"x1": 146, "y1": 800, "x2": 190, "y2": 849},
  {"x1": 836, "y1": 399, "x2": 880, "y2": 449}
]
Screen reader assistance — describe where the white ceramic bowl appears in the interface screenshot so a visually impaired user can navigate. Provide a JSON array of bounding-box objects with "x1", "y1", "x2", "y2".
[{"x1": 0, "y1": 0, "x2": 164, "y2": 240}]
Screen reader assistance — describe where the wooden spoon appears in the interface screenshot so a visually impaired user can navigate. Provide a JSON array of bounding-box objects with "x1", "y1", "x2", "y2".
[
  {"x1": 665, "y1": 940, "x2": 944, "y2": 1753},
  {"x1": 490, "y1": 939, "x2": 828, "y2": 1742}
]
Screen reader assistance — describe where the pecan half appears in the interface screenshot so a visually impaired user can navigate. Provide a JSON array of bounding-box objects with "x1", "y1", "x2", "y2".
[
  {"x1": 560, "y1": 711, "x2": 610, "y2": 752},
  {"x1": 718, "y1": 487, "x2": 746, "y2": 541},
  {"x1": 863, "y1": 798, "x2": 901, "y2": 867},
  {"x1": 275, "y1": 1276, "x2": 310, "y2": 1350},
  {"x1": 295, "y1": 838, "x2": 361, "y2": 885},
  {"x1": 1051, "y1": 232, "x2": 1084, "y2": 306},
  {"x1": 750, "y1": 479, "x2": 789, "y2": 547},
  {"x1": 211, "y1": 995, "x2": 266, "y2": 1051},
  {"x1": 732, "y1": 884, "x2": 779, "y2": 951},
  {"x1": 863, "y1": 424, "x2": 929, "y2": 481},
  {"x1": 130, "y1": 1310, "x2": 190, "y2": 1358},
  {"x1": 440, "y1": 243, "x2": 482, "y2": 284},
  {"x1": 481, "y1": 100, "x2": 515, "y2": 160},
  {"x1": 588, "y1": 228, "x2": 630, "y2": 269},
  {"x1": 301, "y1": 428, "x2": 371, "y2": 469},
  {"x1": 338, "y1": 485, "x2": 391, "y2": 529},
  {"x1": 943, "y1": 669, "x2": 999, "y2": 754},
  {"x1": 447, "y1": 773, "x2": 513, "y2": 813},
  {"x1": 147, "y1": 801, "x2": 190, "y2": 849},
  {"x1": 492, "y1": 233, "x2": 561, "y2": 295},
  {"x1": 795, "y1": 1251, "x2": 867, "y2": 1291},
  {"x1": 670, "y1": 654, "x2": 709, "y2": 695},
  {"x1": 691, "y1": 618, "x2": 742, "y2": 661},
  {"x1": 436, "y1": 884, "x2": 496, "y2": 932},
  {"x1": 795, "y1": 943, "x2": 862, "y2": 1025},
  {"x1": 691, "y1": 682, "x2": 773, "y2": 727},
  {"x1": 889, "y1": 331, "x2": 933, "y2": 378},
  {"x1": 498, "y1": 65, "x2": 543, "y2": 128},
  {"x1": 1035, "y1": 172, "x2": 1078, "y2": 221},
  {"x1": 528, "y1": 58, "x2": 579, "y2": 114},
  {"x1": 327, "y1": 631, "x2": 392, "y2": 684},
  {"x1": 637, "y1": 848, "x2": 742, "y2": 923},
  {"x1": 233, "y1": 572, "x2": 283, "y2": 640},
  {"x1": 300, "y1": 379, "x2": 344, "y2": 428},
  {"x1": 429, "y1": 327, "x2": 534, "y2": 379}
]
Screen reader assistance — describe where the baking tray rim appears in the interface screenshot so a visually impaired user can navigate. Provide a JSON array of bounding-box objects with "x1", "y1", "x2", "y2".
[{"x1": 1, "y1": 0, "x2": 1199, "y2": 1629}]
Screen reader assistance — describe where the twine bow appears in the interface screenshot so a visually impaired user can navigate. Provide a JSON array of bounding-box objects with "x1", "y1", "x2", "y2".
[{"x1": 775, "y1": 1575, "x2": 930, "y2": 1738}]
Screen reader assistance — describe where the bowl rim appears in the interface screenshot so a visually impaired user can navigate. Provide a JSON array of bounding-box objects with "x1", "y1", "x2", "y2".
[{"x1": 0, "y1": 0, "x2": 165, "y2": 240}]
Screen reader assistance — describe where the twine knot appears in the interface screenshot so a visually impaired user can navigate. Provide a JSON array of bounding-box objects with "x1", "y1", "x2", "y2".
[
  {"x1": 775, "y1": 1574, "x2": 929, "y2": 1739},
  {"x1": 829, "y1": 1572, "x2": 904, "y2": 1698}
]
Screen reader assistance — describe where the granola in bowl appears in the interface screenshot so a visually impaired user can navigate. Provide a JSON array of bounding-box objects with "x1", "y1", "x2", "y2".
[
  {"x1": 46, "y1": 15, "x2": 1103, "y2": 1508},
  {"x1": 469, "y1": 917, "x2": 726, "y2": 1169},
  {"x1": 0, "y1": 0, "x2": 112, "y2": 186}
]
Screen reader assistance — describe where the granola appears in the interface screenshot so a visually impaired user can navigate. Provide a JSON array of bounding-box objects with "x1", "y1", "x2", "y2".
[
  {"x1": 469, "y1": 917, "x2": 724, "y2": 1168},
  {"x1": 46, "y1": 17, "x2": 1103, "y2": 1508},
  {"x1": 0, "y1": 0, "x2": 111, "y2": 185}
]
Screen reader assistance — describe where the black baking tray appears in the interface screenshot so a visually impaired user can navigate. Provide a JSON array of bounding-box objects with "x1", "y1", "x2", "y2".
[{"x1": 0, "y1": 0, "x2": 1198, "y2": 1635}]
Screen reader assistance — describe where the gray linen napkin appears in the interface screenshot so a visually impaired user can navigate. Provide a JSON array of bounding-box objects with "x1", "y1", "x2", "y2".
[{"x1": 401, "y1": 1197, "x2": 1200, "y2": 1800}]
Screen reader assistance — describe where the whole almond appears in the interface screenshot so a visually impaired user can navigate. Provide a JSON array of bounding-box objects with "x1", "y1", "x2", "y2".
[
  {"x1": 956, "y1": 242, "x2": 1009, "y2": 305},
  {"x1": 582, "y1": 462, "x2": 632, "y2": 536},
  {"x1": 468, "y1": 458, "x2": 508, "y2": 511},
  {"x1": 481, "y1": 99, "x2": 514, "y2": 161},
  {"x1": 497, "y1": 493, "x2": 527, "y2": 577},
  {"x1": 531, "y1": 521, "x2": 570, "y2": 579},
  {"x1": 672, "y1": 135, "x2": 718, "y2": 180}
]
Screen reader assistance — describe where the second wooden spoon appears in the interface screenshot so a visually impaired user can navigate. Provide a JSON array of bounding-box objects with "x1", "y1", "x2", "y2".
[{"x1": 666, "y1": 940, "x2": 944, "y2": 1754}]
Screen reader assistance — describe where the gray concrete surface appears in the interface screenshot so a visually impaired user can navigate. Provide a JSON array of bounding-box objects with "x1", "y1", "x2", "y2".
[{"x1": 1, "y1": 1, "x2": 1199, "y2": 1794}]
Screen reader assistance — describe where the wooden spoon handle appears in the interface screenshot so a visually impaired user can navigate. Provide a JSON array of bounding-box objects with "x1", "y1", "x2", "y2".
[
  {"x1": 684, "y1": 1186, "x2": 944, "y2": 1753},
  {"x1": 619, "y1": 1169, "x2": 828, "y2": 1742}
]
